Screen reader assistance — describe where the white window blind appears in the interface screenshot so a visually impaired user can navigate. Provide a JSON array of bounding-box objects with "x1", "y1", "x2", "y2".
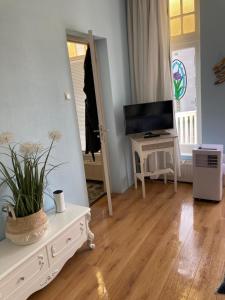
[{"x1": 70, "y1": 57, "x2": 86, "y2": 151}]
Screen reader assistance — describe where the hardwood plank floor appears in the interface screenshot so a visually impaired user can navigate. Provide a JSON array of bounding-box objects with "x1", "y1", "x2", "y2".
[{"x1": 29, "y1": 181, "x2": 225, "y2": 300}]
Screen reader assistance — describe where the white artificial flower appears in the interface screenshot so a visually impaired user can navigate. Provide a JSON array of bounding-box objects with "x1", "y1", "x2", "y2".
[
  {"x1": 33, "y1": 143, "x2": 43, "y2": 153},
  {"x1": 20, "y1": 143, "x2": 43, "y2": 156},
  {"x1": 48, "y1": 130, "x2": 62, "y2": 141},
  {"x1": 0, "y1": 132, "x2": 14, "y2": 144}
]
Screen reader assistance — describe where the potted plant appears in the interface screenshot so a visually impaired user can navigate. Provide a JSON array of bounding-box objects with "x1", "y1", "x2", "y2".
[{"x1": 0, "y1": 130, "x2": 61, "y2": 245}]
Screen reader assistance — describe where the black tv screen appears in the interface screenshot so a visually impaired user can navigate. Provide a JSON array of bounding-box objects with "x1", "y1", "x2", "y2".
[{"x1": 124, "y1": 100, "x2": 174, "y2": 135}]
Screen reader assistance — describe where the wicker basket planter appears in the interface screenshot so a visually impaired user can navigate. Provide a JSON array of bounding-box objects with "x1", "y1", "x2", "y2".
[{"x1": 5, "y1": 209, "x2": 48, "y2": 245}]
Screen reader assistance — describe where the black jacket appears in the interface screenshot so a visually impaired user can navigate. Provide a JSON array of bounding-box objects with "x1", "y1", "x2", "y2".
[{"x1": 83, "y1": 47, "x2": 101, "y2": 160}]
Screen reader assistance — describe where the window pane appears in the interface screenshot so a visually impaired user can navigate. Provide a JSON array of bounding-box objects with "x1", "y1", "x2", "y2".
[
  {"x1": 67, "y1": 42, "x2": 77, "y2": 58},
  {"x1": 172, "y1": 47, "x2": 196, "y2": 112},
  {"x1": 183, "y1": 14, "x2": 195, "y2": 34},
  {"x1": 70, "y1": 58, "x2": 86, "y2": 151},
  {"x1": 169, "y1": 0, "x2": 181, "y2": 17},
  {"x1": 170, "y1": 17, "x2": 182, "y2": 37},
  {"x1": 76, "y1": 44, "x2": 87, "y2": 56},
  {"x1": 172, "y1": 48, "x2": 197, "y2": 146},
  {"x1": 182, "y1": 0, "x2": 195, "y2": 14}
]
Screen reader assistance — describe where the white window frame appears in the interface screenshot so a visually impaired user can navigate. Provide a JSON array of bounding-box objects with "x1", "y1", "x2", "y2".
[{"x1": 169, "y1": 0, "x2": 202, "y2": 148}]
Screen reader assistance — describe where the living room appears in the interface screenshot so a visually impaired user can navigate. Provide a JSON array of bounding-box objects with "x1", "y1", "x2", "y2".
[{"x1": 0, "y1": 0, "x2": 225, "y2": 299}]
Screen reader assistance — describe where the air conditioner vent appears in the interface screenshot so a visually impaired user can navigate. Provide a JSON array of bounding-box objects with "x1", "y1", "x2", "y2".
[{"x1": 195, "y1": 154, "x2": 218, "y2": 168}]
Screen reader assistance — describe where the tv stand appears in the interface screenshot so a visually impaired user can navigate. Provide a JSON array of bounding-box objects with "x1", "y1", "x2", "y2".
[{"x1": 130, "y1": 133, "x2": 178, "y2": 198}]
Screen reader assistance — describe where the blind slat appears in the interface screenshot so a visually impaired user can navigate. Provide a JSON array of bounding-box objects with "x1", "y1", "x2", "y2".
[{"x1": 70, "y1": 59, "x2": 86, "y2": 151}]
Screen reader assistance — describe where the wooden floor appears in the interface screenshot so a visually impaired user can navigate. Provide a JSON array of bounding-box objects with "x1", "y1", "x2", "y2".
[{"x1": 30, "y1": 181, "x2": 225, "y2": 300}]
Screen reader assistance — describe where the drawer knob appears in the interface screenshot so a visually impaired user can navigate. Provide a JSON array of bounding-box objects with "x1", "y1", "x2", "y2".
[
  {"x1": 18, "y1": 276, "x2": 25, "y2": 283},
  {"x1": 39, "y1": 260, "x2": 45, "y2": 268},
  {"x1": 51, "y1": 246, "x2": 56, "y2": 257}
]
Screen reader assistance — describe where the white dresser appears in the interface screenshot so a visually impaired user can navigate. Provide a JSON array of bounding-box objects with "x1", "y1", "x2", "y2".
[{"x1": 0, "y1": 203, "x2": 95, "y2": 300}]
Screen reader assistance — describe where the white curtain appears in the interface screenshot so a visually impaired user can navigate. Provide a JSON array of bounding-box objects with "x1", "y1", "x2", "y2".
[
  {"x1": 127, "y1": 0, "x2": 172, "y2": 102},
  {"x1": 127, "y1": 0, "x2": 180, "y2": 175}
]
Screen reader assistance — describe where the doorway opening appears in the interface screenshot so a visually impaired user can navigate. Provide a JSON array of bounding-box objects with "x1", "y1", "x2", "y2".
[{"x1": 67, "y1": 39, "x2": 107, "y2": 206}]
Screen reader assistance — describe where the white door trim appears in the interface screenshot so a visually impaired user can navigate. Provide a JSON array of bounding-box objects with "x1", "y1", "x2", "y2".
[
  {"x1": 88, "y1": 30, "x2": 113, "y2": 216},
  {"x1": 66, "y1": 31, "x2": 113, "y2": 216}
]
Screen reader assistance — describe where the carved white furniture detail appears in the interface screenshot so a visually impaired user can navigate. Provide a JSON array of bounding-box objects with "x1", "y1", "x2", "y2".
[
  {"x1": 0, "y1": 203, "x2": 95, "y2": 300},
  {"x1": 131, "y1": 133, "x2": 178, "y2": 198}
]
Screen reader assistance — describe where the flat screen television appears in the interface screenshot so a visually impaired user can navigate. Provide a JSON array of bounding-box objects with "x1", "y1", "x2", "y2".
[{"x1": 124, "y1": 100, "x2": 174, "y2": 135}]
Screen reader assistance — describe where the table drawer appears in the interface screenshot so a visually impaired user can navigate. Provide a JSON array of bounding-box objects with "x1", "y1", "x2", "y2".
[
  {"x1": 0, "y1": 247, "x2": 48, "y2": 299},
  {"x1": 142, "y1": 141, "x2": 174, "y2": 151},
  {"x1": 47, "y1": 216, "x2": 86, "y2": 265}
]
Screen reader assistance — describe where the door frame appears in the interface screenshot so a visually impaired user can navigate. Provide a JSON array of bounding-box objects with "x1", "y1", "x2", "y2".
[{"x1": 66, "y1": 31, "x2": 113, "y2": 216}]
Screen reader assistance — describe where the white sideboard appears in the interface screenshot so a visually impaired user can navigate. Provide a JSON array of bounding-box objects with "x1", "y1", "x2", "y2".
[{"x1": 0, "y1": 203, "x2": 95, "y2": 300}]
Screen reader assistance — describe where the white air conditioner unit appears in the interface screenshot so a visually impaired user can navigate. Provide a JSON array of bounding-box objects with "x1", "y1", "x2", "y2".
[{"x1": 193, "y1": 144, "x2": 223, "y2": 201}]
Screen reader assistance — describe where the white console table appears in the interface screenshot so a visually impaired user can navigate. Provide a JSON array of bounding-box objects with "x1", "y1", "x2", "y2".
[
  {"x1": 0, "y1": 203, "x2": 94, "y2": 300},
  {"x1": 131, "y1": 133, "x2": 178, "y2": 198}
]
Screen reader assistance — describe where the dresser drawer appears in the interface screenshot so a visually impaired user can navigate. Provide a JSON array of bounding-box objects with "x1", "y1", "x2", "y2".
[
  {"x1": 0, "y1": 248, "x2": 48, "y2": 300},
  {"x1": 47, "y1": 216, "x2": 86, "y2": 265}
]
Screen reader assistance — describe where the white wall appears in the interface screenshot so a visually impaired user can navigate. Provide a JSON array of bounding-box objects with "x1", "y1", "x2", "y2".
[{"x1": 0, "y1": 0, "x2": 132, "y2": 240}]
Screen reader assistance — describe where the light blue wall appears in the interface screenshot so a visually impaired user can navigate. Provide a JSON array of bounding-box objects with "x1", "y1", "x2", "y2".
[
  {"x1": 0, "y1": 0, "x2": 131, "y2": 240},
  {"x1": 200, "y1": 0, "x2": 225, "y2": 146}
]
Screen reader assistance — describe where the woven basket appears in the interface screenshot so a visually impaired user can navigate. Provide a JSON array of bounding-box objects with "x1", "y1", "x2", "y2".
[{"x1": 5, "y1": 209, "x2": 48, "y2": 245}]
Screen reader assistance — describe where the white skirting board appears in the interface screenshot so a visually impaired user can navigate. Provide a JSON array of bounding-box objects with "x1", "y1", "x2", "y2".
[{"x1": 166, "y1": 159, "x2": 225, "y2": 187}]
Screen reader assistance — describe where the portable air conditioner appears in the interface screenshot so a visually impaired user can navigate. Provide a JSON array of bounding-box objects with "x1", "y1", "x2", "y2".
[{"x1": 192, "y1": 144, "x2": 223, "y2": 201}]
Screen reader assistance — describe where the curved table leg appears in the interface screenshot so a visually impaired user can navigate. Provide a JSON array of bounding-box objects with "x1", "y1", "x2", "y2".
[{"x1": 86, "y1": 212, "x2": 95, "y2": 250}]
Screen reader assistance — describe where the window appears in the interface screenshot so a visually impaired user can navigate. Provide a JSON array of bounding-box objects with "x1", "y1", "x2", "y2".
[
  {"x1": 67, "y1": 42, "x2": 87, "y2": 151},
  {"x1": 172, "y1": 47, "x2": 197, "y2": 146},
  {"x1": 67, "y1": 42, "x2": 87, "y2": 58},
  {"x1": 170, "y1": 0, "x2": 196, "y2": 37},
  {"x1": 169, "y1": 0, "x2": 200, "y2": 154},
  {"x1": 172, "y1": 48, "x2": 196, "y2": 113}
]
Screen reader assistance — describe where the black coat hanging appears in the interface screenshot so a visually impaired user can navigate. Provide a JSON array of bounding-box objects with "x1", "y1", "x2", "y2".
[{"x1": 83, "y1": 46, "x2": 101, "y2": 161}]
